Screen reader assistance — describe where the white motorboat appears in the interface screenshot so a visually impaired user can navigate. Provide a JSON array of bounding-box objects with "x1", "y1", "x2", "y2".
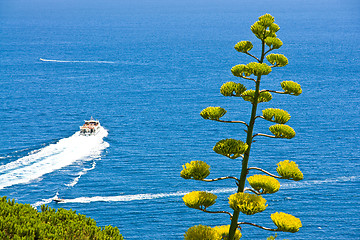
[
  {"x1": 80, "y1": 117, "x2": 101, "y2": 136},
  {"x1": 53, "y1": 198, "x2": 65, "y2": 203}
]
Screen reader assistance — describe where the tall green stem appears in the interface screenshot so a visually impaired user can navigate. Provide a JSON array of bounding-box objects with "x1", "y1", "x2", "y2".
[{"x1": 228, "y1": 40, "x2": 265, "y2": 240}]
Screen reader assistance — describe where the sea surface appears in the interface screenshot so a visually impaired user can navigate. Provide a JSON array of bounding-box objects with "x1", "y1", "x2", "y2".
[{"x1": 0, "y1": 0, "x2": 359, "y2": 239}]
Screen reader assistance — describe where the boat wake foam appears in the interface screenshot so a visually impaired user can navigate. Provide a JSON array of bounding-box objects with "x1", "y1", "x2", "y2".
[
  {"x1": 39, "y1": 58, "x2": 115, "y2": 64},
  {"x1": 0, "y1": 128, "x2": 109, "y2": 190},
  {"x1": 32, "y1": 175, "x2": 358, "y2": 206},
  {"x1": 65, "y1": 161, "x2": 97, "y2": 187},
  {"x1": 39, "y1": 58, "x2": 152, "y2": 66}
]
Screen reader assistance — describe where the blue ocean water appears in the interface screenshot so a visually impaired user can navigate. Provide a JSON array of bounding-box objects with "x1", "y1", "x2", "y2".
[{"x1": 1, "y1": 0, "x2": 359, "y2": 239}]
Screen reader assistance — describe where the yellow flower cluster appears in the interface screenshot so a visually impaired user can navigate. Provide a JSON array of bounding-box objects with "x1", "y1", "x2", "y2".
[
  {"x1": 241, "y1": 90, "x2": 273, "y2": 104},
  {"x1": 281, "y1": 81, "x2": 302, "y2": 96},
  {"x1": 183, "y1": 191, "x2": 217, "y2": 210},
  {"x1": 220, "y1": 81, "x2": 247, "y2": 97},
  {"x1": 247, "y1": 62, "x2": 272, "y2": 76},
  {"x1": 266, "y1": 53, "x2": 288, "y2": 67},
  {"x1": 231, "y1": 62, "x2": 272, "y2": 78},
  {"x1": 213, "y1": 225, "x2": 242, "y2": 240},
  {"x1": 234, "y1": 40, "x2": 253, "y2": 53},
  {"x1": 247, "y1": 175, "x2": 280, "y2": 194},
  {"x1": 213, "y1": 139, "x2": 248, "y2": 159},
  {"x1": 200, "y1": 107, "x2": 227, "y2": 120},
  {"x1": 269, "y1": 124, "x2": 296, "y2": 139},
  {"x1": 180, "y1": 160, "x2": 210, "y2": 180},
  {"x1": 262, "y1": 108, "x2": 291, "y2": 124},
  {"x1": 276, "y1": 160, "x2": 303, "y2": 181},
  {"x1": 271, "y1": 212, "x2": 302, "y2": 233},
  {"x1": 184, "y1": 225, "x2": 242, "y2": 240},
  {"x1": 264, "y1": 37, "x2": 283, "y2": 50},
  {"x1": 251, "y1": 14, "x2": 280, "y2": 40},
  {"x1": 184, "y1": 225, "x2": 220, "y2": 240},
  {"x1": 228, "y1": 192, "x2": 267, "y2": 215}
]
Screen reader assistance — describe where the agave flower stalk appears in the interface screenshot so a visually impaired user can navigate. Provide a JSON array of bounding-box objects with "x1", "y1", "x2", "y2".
[{"x1": 181, "y1": 14, "x2": 304, "y2": 240}]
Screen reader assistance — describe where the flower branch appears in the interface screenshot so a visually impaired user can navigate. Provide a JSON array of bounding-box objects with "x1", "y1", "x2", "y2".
[
  {"x1": 238, "y1": 222, "x2": 280, "y2": 232},
  {"x1": 200, "y1": 207, "x2": 233, "y2": 218},
  {"x1": 201, "y1": 176, "x2": 240, "y2": 183},
  {"x1": 214, "y1": 119, "x2": 249, "y2": 127},
  {"x1": 247, "y1": 167, "x2": 283, "y2": 179},
  {"x1": 245, "y1": 52, "x2": 260, "y2": 62}
]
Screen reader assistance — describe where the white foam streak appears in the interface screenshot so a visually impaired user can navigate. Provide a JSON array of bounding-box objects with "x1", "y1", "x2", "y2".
[
  {"x1": 64, "y1": 191, "x2": 188, "y2": 204},
  {"x1": 32, "y1": 193, "x2": 59, "y2": 208},
  {"x1": 52, "y1": 175, "x2": 358, "y2": 204},
  {"x1": 0, "y1": 128, "x2": 109, "y2": 190},
  {"x1": 39, "y1": 58, "x2": 115, "y2": 64},
  {"x1": 65, "y1": 161, "x2": 97, "y2": 187}
]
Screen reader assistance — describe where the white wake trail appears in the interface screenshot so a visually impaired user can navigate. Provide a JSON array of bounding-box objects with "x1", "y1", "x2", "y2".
[
  {"x1": 0, "y1": 128, "x2": 109, "y2": 190},
  {"x1": 65, "y1": 161, "x2": 97, "y2": 187},
  {"x1": 39, "y1": 58, "x2": 115, "y2": 64},
  {"x1": 45, "y1": 175, "x2": 359, "y2": 205}
]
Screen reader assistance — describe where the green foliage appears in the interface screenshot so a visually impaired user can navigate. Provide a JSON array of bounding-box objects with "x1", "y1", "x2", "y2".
[
  {"x1": 201, "y1": 107, "x2": 227, "y2": 120},
  {"x1": 276, "y1": 160, "x2": 303, "y2": 181},
  {"x1": 269, "y1": 124, "x2": 296, "y2": 139},
  {"x1": 271, "y1": 212, "x2": 302, "y2": 233},
  {"x1": 228, "y1": 193, "x2": 267, "y2": 215},
  {"x1": 281, "y1": 81, "x2": 302, "y2": 96},
  {"x1": 247, "y1": 175, "x2": 280, "y2": 194},
  {"x1": 241, "y1": 90, "x2": 272, "y2": 103},
  {"x1": 262, "y1": 108, "x2": 291, "y2": 124},
  {"x1": 234, "y1": 41, "x2": 253, "y2": 53},
  {"x1": 183, "y1": 191, "x2": 217, "y2": 210},
  {"x1": 213, "y1": 225, "x2": 242, "y2": 240},
  {"x1": 220, "y1": 81, "x2": 247, "y2": 97},
  {"x1": 181, "y1": 160, "x2": 211, "y2": 180},
  {"x1": 0, "y1": 196, "x2": 124, "y2": 240},
  {"x1": 184, "y1": 225, "x2": 221, "y2": 240},
  {"x1": 213, "y1": 139, "x2": 248, "y2": 159},
  {"x1": 266, "y1": 54, "x2": 288, "y2": 67}
]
